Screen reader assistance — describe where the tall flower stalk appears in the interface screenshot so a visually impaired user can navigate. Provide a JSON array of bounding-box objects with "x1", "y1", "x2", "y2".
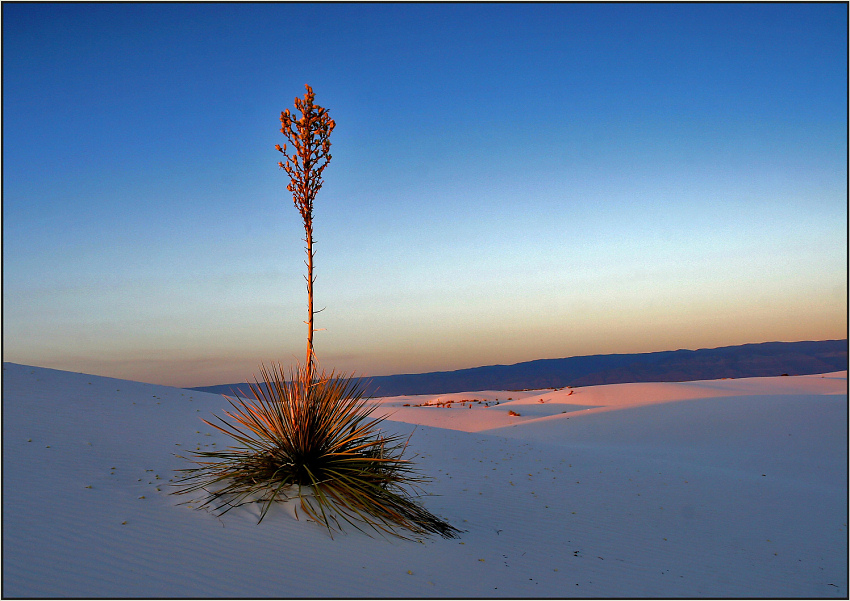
[{"x1": 275, "y1": 84, "x2": 335, "y2": 384}]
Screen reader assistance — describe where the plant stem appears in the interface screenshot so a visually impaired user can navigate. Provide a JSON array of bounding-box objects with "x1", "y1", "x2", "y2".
[{"x1": 306, "y1": 221, "x2": 315, "y2": 384}]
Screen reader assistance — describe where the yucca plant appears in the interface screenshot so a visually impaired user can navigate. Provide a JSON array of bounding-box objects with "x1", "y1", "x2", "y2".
[
  {"x1": 174, "y1": 85, "x2": 460, "y2": 539},
  {"x1": 173, "y1": 362, "x2": 461, "y2": 539}
]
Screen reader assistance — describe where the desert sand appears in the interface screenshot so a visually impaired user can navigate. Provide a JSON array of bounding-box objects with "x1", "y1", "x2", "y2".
[{"x1": 2, "y1": 362, "x2": 846, "y2": 597}]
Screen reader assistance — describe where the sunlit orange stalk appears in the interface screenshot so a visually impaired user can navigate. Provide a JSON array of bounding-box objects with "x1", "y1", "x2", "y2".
[{"x1": 276, "y1": 84, "x2": 335, "y2": 384}]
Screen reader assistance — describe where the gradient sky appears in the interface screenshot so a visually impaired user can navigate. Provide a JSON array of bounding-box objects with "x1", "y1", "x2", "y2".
[{"x1": 3, "y1": 3, "x2": 847, "y2": 387}]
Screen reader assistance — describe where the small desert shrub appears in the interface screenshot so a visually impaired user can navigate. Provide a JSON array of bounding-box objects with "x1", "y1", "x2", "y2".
[{"x1": 173, "y1": 362, "x2": 461, "y2": 540}]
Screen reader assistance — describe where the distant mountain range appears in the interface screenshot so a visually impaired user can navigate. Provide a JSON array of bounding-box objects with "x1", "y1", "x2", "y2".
[{"x1": 189, "y1": 339, "x2": 847, "y2": 398}]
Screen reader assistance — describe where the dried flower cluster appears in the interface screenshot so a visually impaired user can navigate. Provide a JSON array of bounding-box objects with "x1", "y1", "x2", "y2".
[{"x1": 275, "y1": 84, "x2": 335, "y2": 225}]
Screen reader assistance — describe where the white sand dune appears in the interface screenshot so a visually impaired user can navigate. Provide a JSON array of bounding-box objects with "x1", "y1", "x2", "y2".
[{"x1": 3, "y1": 362, "x2": 846, "y2": 597}]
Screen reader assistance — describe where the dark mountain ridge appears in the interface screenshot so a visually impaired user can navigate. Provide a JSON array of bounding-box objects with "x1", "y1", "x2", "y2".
[{"x1": 189, "y1": 339, "x2": 848, "y2": 398}]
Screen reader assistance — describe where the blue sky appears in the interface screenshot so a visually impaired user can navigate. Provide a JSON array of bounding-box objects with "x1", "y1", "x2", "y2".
[{"x1": 3, "y1": 3, "x2": 847, "y2": 387}]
